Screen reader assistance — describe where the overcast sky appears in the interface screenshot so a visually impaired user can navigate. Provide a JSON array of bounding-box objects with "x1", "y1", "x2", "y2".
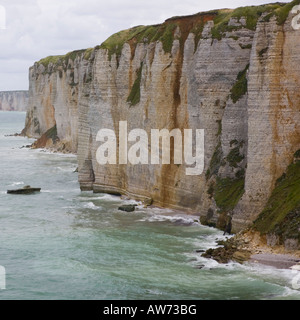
[{"x1": 0, "y1": 0, "x2": 290, "y2": 91}]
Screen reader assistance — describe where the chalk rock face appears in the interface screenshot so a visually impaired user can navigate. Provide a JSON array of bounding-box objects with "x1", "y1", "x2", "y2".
[
  {"x1": 0, "y1": 91, "x2": 28, "y2": 111},
  {"x1": 23, "y1": 3, "x2": 300, "y2": 232},
  {"x1": 233, "y1": 15, "x2": 300, "y2": 230}
]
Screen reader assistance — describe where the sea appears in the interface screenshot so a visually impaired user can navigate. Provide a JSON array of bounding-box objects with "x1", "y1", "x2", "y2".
[{"x1": 0, "y1": 111, "x2": 299, "y2": 300}]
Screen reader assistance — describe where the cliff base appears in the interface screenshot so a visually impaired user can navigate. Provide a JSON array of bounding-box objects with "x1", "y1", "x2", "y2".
[{"x1": 202, "y1": 230, "x2": 300, "y2": 268}]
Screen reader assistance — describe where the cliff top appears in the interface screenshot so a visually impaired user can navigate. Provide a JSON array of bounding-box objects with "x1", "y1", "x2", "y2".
[{"x1": 36, "y1": 0, "x2": 299, "y2": 69}]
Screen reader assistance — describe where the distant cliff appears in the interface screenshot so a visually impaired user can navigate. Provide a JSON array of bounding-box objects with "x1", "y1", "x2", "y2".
[
  {"x1": 0, "y1": 91, "x2": 28, "y2": 111},
  {"x1": 23, "y1": 1, "x2": 300, "y2": 246}
]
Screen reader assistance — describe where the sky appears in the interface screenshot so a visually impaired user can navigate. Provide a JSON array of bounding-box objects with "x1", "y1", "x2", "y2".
[{"x1": 0, "y1": 0, "x2": 290, "y2": 91}]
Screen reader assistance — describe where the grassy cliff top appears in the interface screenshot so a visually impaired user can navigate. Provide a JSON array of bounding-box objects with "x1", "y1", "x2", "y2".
[
  {"x1": 37, "y1": 1, "x2": 299, "y2": 68},
  {"x1": 37, "y1": 48, "x2": 93, "y2": 69}
]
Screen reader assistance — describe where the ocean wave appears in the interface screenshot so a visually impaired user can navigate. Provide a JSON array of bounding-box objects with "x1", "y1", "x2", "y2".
[
  {"x1": 280, "y1": 285, "x2": 300, "y2": 298},
  {"x1": 145, "y1": 207, "x2": 174, "y2": 214},
  {"x1": 138, "y1": 213, "x2": 199, "y2": 226},
  {"x1": 186, "y1": 249, "x2": 245, "y2": 271},
  {"x1": 186, "y1": 252, "x2": 221, "y2": 269},
  {"x1": 79, "y1": 194, "x2": 123, "y2": 202},
  {"x1": 145, "y1": 289, "x2": 163, "y2": 296},
  {"x1": 83, "y1": 202, "x2": 102, "y2": 210},
  {"x1": 187, "y1": 253, "x2": 300, "y2": 296},
  {"x1": 35, "y1": 149, "x2": 76, "y2": 158},
  {"x1": 79, "y1": 194, "x2": 142, "y2": 206}
]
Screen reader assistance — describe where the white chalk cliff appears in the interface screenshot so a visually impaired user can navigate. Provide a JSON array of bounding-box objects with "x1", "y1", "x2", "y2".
[{"x1": 23, "y1": 2, "x2": 300, "y2": 233}]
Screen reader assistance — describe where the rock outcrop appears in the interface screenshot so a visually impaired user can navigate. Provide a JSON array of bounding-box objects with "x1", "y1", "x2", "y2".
[
  {"x1": 0, "y1": 91, "x2": 28, "y2": 111},
  {"x1": 23, "y1": 1, "x2": 300, "y2": 234}
]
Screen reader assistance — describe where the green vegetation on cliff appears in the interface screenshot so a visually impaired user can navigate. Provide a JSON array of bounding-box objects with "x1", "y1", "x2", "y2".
[
  {"x1": 264, "y1": 0, "x2": 300, "y2": 24},
  {"x1": 215, "y1": 177, "x2": 245, "y2": 211},
  {"x1": 127, "y1": 63, "x2": 143, "y2": 106},
  {"x1": 230, "y1": 64, "x2": 249, "y2": 103},
  {"x1": 206, "y1": 142, "x2": 223, "y2": 180},
  {"x1": 97, "y1": 23, "x2": 177, "y2": 61},
  {"x1": 206, "y1": 138, "x2": 246, "y2": 213},
  {"x1": 38, "y1": 48, "x2": 94, "y2": 70},
  {"x1": 253, "y1": 152, "x2": 300, "y2": 240},
  {"x1": 211, "y1": 2, "x2": 293, "y2": 40},
  {"x1": 36, "y1": 1, "x2": 300, "y2": 75},
  {"x1": 226, "y1": 145, "x2": 245, "y2": 168},
  {"x1": 39, "y1": 55, "x2": 64, "y2": 68}
]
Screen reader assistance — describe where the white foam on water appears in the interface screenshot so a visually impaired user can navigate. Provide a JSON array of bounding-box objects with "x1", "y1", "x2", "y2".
[
  {"x1": 91, "y1": 194, "x2": 124, "y2": 202},
  {"x1": 145, "y1": 289, "x2": 163, "y2": 296},
  {"x1": 138, "y1": 214, "x2": 199, "y2": 226},
  {"x1": 10, "y1": 181, "x2": 24, "y2": 186},
  {"x1": 280, "y1": 284, "x2": 300, "y2": 298},
  {"x1": 146, "y1": 207, "x2": 174, "y2": 214},
  {"x1": 83, "y1": 202, "x2": 102, "y2": 210},
  {"x1": 244, "y1": 262, "x2": 300, "y2": 286},
  {"x1": 55, "y1": 166, "x2": 76, "y2": 173},
  {"x1": 35, "y1": 149, "x2": 77, "y2": 158},
  {"x1": 137, "y1": 205, "x2": 200, "y2": 225},
  {"x1": 42, "y1": 188, "x2": 79, "y2": 194}
]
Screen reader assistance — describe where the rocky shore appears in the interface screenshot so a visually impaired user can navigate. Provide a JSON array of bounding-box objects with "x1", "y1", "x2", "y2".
[{"x1": 202, "y1": 230, "x2": 300, "y2": 269}]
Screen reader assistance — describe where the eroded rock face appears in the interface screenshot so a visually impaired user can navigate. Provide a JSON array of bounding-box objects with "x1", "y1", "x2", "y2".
[
  {"x1": 233, "y1": 16, "x2": 300, "y2": 231},
  {"x1": 23, "y1": 4, "x2": 300, "y2": 232},
  {"x1": 0, "y1": 91, "x2": 28, "y2": 111}
]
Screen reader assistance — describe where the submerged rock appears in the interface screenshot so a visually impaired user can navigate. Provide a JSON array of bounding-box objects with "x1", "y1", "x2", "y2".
[{"x1": 118, "y1": 204, "x2": 137, "y2": 212}]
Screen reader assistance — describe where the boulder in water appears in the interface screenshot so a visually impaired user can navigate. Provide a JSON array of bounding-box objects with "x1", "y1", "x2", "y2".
[
  {"x1": 118, "y1": 204, "x2": 137, "y2": 212},
  {"x1": 7, "y1": 185, "x2": 41, "y2": 194}
]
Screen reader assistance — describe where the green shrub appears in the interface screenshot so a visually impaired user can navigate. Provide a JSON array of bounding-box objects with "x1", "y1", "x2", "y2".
[
  {"x1": 253, "y1": 161, "x2": 300, "y2": 235},
  {"x1": 215, "y1": 177, "x2": 245, "y2": 211},
  {"x1": 127, "y1": 63, "x2": 143, "y2": 106},
  {"x1": 207, "y1": 142, "x2": 222, "y2": 178},
  {"x1": 230, "y1": 64, "x2": 249, "y2": 103},
  {"x1": 211, "y1": 3, "x2": 285, "y2": 40},
  {"x1": 226, "y1": 147, "x2": 245, "y2": 168}
]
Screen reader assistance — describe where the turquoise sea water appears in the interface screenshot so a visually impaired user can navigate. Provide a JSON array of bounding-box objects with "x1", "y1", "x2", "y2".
[{"x1": 0, "y1": 111, "x2": 299, "y2": 300}]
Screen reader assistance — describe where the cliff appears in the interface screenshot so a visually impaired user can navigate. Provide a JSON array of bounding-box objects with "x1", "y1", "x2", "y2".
[
  {"x1": 23, "y1": 1, "x2": 300, "y2": 245},
  {"x1": 0, "y1": 91, "x2": 28, "y2": 111}
]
